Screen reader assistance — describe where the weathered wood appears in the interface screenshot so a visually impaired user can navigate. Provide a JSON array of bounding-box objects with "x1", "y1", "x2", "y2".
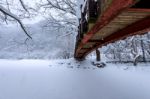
[
  {"x1": 75, "y1": 0, "x2": 134, "y2": 58},
  {"x1": 82, "y1": 16, "x2": 150, "y2": 59},
  {"x1": 75, "y1": 0, "x2": 150, "y2": 60}
]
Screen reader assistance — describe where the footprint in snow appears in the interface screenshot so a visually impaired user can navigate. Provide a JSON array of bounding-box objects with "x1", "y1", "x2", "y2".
[
  {"x1": 67, "y1": 63, "x2": 71, "y2": 65},
  {"x1": 49, "y1": 65, "x2": 52, "y2": 67},
  {"x1": 67, "y1": 66, "x2": 74, "y2": 69},
  {"x1": 83, "y1": 67, "x2": 87, "y2": 69},
  {"x1": 58, "y1": 62, "x2": 64, "y2": 65}
]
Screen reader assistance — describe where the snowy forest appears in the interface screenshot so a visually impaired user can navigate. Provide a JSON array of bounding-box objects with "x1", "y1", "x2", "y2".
[
  {"x1": 0, "y1": 0, "x2": 149, "y2": 63},
  {"x1": 0, "y1": 0, "x2": 77, "y2": 59},
  {"x1": 1, "y1": 1, "x2": 150, "y2": 99}
]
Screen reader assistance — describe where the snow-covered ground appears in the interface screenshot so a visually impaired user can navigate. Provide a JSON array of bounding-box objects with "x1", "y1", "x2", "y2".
[{"x1": 0, "y1": 59, "x2": 150, "y2": 99}]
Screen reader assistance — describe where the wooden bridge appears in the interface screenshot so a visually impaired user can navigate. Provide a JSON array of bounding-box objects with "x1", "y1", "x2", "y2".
[{"x1": 74, "y1": 0, "x2": 150, "y2": 60}]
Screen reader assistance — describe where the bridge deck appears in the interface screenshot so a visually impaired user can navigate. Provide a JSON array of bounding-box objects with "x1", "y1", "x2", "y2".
[{"x1": 75, "y1": 0, "x2": 150, "y2": 60}]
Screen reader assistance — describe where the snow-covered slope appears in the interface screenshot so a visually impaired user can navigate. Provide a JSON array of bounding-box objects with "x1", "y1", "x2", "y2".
[{"x1": 0, "y1": 59, "x2": 150, "y2": 99}]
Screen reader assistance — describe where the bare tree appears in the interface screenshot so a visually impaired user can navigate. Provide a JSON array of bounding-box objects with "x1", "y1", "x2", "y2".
[
  {"x1": 38, "y1": 0, "x2": 78, "y2": 30},
  {"x1": 0, "y1": 0, "x2": 40, "y2": 39},
  {"x1": 36, "y1": 0, "x2": 78, "y2": 58}
]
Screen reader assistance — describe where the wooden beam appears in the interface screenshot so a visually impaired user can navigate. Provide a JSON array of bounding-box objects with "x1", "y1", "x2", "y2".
[
  {"x1": 128, "y1": 8, "x2": 150, "y2": 12},
  {"x1": 75, "y1": 0, "x2": 135, "y2": 58},
  {"x1": 88, "y1": 40, "x2": 104, "y2": 43},
  {"x1": 81, "y1": 16, "x2": 150, "y2": 59},
  {"x1": 82, "y1": 0, "x2": 135, "y2": 44},
  {"x1": 103, "y1": 16, "x2": 150, "y2": 46}
]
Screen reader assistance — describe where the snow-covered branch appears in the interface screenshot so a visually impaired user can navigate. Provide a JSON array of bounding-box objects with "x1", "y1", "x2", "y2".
[
  {"x1": 46, "y1": 0, "x2": 76, "y2": 16},
  {"x1": 19, "y1": 0, "x2": 29, "y2": 12},
  {"x1": 0, "y1": 5, "x2": 32, "y2": 39}
]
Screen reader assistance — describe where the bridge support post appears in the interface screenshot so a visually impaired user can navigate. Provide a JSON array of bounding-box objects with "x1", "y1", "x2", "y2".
[{"x1": 96, "y1": 49, "x2": 101, "y2": 61}]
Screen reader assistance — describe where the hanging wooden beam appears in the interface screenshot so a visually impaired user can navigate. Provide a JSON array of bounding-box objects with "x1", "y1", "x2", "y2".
[
  {"x1": 82, "y1": 0, "x2": 135, "y2": 44},
  {"x1": 102, "y1": 16, "x2": 150, "y2": 46},
  {"x1": 75, "y1": 0, "x2": 135, "y2": 59},
  {"x1": 80, "y1": 16, "x2": 150, "y2": 59}
]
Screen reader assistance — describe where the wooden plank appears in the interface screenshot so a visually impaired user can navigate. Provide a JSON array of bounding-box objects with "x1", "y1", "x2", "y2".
[
  {"x1": 75, "y1": 0, "x2": 138, "y2": 59},
  {"x1": 103, "y1": 16, "x2": 150, "y2": 45},
  {"x1": 81, "y1": 0, "x2": 135, "y2": 44},
  {"x1": 120, "y1": 12, "x2": 150, "y2": 16},
  {"x1": 91, "y1": 9, "x2": 150, "y2": 41},
  {"x1": 81, "y1": 16, "x2": 150, "y2": 59},
  {"x1": 128, "y1": 8, "x2": 150, "y2": 13},
  {"x1": 89, "y1": 39, "x2": 104, "y2": 43}
]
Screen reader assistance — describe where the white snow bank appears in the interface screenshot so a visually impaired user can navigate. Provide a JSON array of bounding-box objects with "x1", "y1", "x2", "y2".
[{"x1": 0, "y1": 59, "x2": 150, "y2": 99}]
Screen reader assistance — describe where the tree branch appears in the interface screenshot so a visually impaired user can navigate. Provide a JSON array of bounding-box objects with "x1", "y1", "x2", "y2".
[
  {"x1": 19, "y1": 0, "x2": 29, "y2": 12},
  {"x1": 0, "y1": 5, "x2": 32, "y2": 39}
]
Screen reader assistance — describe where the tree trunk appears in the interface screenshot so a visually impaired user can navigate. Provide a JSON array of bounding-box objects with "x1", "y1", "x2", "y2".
[
  {"x1": 133, "y1": 55, "x2": 140, "y2": 66},
  {"x1": 140, "y1": 39, "x2": 146, "y2": 62}
]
